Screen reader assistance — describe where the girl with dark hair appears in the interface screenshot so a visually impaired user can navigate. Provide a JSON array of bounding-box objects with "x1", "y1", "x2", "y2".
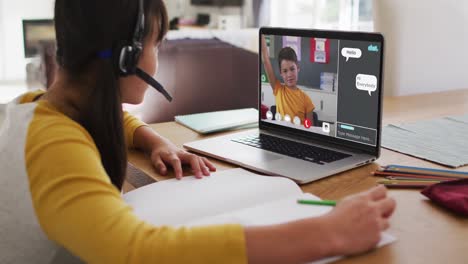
[{"x1": 0, "y1": 0, "x2": 395, "y2": 263}]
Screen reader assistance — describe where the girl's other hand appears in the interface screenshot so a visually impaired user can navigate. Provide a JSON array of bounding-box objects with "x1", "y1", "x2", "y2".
[{"x1": 150, "y1": 142, "x2": 216, "y2": 179}]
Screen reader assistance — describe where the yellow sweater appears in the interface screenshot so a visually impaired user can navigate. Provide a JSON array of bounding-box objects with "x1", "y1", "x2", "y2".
[
  {"x1": 273, "y1": 80, "x2": 315, "y2": 125},
  {"x1": 0, "y1": 90, "x2": 246, "y2": 263}
]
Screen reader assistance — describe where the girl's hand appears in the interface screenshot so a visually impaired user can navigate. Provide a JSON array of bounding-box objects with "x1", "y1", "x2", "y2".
[
  {"x1": 150, "y1": 141, "x2": 216, "y2": 179},
  {"x1": 323, "y1": 185, "x2": 396, "y2": 256}
]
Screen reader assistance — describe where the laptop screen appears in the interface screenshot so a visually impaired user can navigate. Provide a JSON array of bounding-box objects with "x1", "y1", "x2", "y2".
[{"x1": 260, "y1": 28, "x2": 383, "y2": 151}]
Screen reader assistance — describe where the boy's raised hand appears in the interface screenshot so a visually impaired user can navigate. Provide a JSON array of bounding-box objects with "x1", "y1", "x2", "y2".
[
  {"x1": 261, "y1": 35, "x2": 269, "y2": 59},
  {"x1": 260, "y1": 35, "x2": 277, "y2": 91}
]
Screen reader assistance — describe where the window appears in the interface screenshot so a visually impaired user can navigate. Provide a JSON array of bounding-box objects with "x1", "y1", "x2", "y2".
[{"x1": 266, "y1": 0, "x2": 373, "y2": 31}]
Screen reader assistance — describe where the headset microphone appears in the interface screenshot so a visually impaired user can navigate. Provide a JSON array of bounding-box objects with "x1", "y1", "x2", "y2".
[
  {"x1": 116, "y1": 0, "x2": 173, "y2": 102},
  {"x1": 135, "y1": 67, "x2": 172, "y2": 101}
]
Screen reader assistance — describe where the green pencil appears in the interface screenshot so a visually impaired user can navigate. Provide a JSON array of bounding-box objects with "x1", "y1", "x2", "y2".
[{"x1": 297, "y1": 199, "x2": 337, "y2": 206}]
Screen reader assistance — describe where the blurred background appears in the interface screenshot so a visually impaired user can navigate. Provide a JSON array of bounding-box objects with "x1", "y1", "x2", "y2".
[{"x1": 0, "y1": 0, "x2": 372, "y2": 102}]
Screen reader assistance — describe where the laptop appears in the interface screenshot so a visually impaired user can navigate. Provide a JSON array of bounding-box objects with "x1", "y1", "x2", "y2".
[{"x1": 184, "y1": 27, "x2": 384, "y2": 184}]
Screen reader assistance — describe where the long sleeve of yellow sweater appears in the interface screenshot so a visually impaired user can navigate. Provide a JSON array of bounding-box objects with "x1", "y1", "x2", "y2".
[{"x1": 24, "y1": 100, "x2": 247, "y2": 263}]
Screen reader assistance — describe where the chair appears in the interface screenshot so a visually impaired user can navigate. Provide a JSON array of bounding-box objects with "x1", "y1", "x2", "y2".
[{"x1": 138, "y1": 38, "x2": 258, "y2": 123}]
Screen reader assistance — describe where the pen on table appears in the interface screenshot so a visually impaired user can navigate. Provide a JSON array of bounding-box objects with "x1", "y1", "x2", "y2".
[
  {"x1": 380, "y1": 183, "x2": 429, "y2": 189},
  {"x1": 383, "y1": 165, "x2": 468, "y2": 178},
  {"x1": 297, "y1": 199, "x2": 337, "y2": 206},
  {"x1": 385, "y1": 176, "x2": 451, "y2": 182},
  {"x1": 372, "y1": 171, "x2": 458, "y2": 180},
  {"x1": 377, "y1": 179, "x2": 441, "y2": 184}
]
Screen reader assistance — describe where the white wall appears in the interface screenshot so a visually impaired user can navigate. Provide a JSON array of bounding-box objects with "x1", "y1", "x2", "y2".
[
  {"x1": 374, "y1": 0, "x2": 468, "y2": 96},
  {"x1": 306, "y1": 90, "x2": 337, "y2": 123},
  {"x1": 0, "y1": 0, "x2": 55, "y2": 81}
]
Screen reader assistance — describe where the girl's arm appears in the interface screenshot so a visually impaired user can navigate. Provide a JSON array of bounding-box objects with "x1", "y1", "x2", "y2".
[{"x1": 123, "y1": 112, "x2": 215, "y2": 179}]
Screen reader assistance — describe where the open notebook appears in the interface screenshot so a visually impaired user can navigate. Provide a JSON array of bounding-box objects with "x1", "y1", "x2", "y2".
[{"x1": 123, "y1": 168, "x2": 396, "y2": 263}]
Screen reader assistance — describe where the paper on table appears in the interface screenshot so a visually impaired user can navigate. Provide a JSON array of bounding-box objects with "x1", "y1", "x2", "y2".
[
  {"x1": 382, "y1": 115, "x2": 468, "y2": 167},
  {"x1": 184, "y1": 193, "x2": 330, "y2": 227},
  {"x1": 185, "y1": 192, "x2": 395, "y2": 264},
  {"x1": 310, "y1": 233, "x2": 396, "y2": 264},
  {"x1": 447, "y1": 114, "x2": 468, "y2": 125},
  {"x1": 123, "y1": 168, "x2": 303, "y2": 226}
]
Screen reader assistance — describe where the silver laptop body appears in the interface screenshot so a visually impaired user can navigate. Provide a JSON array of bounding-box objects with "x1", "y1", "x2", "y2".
[{"x1": 185, "y1": 27, "x2": 384, "y2": 184}]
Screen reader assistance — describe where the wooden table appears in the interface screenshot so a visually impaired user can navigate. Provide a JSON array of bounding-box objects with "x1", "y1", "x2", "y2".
[{"x1": 126, "y1": 89, "x2": 468, "y2": 264}]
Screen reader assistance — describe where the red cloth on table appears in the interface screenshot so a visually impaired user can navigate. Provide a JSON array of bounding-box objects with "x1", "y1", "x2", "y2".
[{"x1": 421, "y1": 179, "x2": 468, "y2": 217}]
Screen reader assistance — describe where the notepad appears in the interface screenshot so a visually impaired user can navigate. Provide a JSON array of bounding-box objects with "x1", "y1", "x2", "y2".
[
  {"x1": 123, "y1": 168, "x2": 396, "y2": 263},
  {"x1": 382, "y1": 114, "x2": 468, "y2": 168},
  {"x1": 175, "y1": 108, "x2": 258, "y2": 134}
]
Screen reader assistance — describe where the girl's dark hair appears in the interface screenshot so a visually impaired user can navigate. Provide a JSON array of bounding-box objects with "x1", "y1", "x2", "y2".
[
  {"x1": 54, "y1": 0, "x2": 168, "y2": 189},
  {"x1": 278, "y1": 47, "x2": 298, "y2": 69}
]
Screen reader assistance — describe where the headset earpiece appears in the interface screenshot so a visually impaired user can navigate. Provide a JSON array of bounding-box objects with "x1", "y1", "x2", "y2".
[
  {"x1": 118, "y1": 42, "x2": 142, "y2": 76},
  {"x1": 117, "y1": 0, "x2": 144, "y2": 76}
]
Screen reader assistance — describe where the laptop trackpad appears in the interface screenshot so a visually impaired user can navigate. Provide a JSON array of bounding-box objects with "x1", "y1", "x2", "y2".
[
  {"x1": 253, "y1": 152, "x2": 283, "y2": 163},
  {"x1": 234, "y1": 150, "x2": 283, "y2": 164}
]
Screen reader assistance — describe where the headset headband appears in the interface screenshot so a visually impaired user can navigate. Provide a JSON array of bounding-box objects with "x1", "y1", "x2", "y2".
[
  {"x1": 129, "y1": 0, "x2": 173, "y2": 102},
  {"x1": 133, "y1": 0, "x2": 145, "y2": 45}
]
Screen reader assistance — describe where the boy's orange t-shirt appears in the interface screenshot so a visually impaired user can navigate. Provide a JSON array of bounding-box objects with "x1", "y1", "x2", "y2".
[{"x1": 273, "y1": 81, "x2": 315, "y2": 124}]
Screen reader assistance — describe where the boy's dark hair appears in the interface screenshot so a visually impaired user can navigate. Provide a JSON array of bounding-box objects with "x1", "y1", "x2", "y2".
[
  {"x1": 278, "y1": 47, "x2": 298, "y2": 69},
  {"x1": 54, "y1": 0, "x2": 168, "y2": 190}
]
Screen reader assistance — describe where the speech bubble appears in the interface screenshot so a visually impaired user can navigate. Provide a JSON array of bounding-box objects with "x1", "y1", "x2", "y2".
[
  {"x1": 341, "y1": 48, "x2": 362, "y2": 62},
  {"x1": 356, "y1": 74, "x2": 378, "y2": 96}
]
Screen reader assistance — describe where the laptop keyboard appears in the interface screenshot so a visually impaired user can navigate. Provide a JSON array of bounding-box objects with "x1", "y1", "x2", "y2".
[{"x1": 232, "y1": 134, "x2": 351, "y2": 165}]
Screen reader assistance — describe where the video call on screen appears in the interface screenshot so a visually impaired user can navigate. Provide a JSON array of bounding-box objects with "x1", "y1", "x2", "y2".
[{"x1": 261, "y1": 34, "x2": 381, "y2": 146}]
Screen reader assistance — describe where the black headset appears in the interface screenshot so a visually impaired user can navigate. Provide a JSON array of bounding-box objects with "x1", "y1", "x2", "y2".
[{"x1": 117, "y1": 0, "x2": 173, "y2": 102}]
